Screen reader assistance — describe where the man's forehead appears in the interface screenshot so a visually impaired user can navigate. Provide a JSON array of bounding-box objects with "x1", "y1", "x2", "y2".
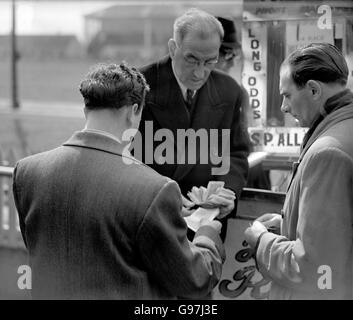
[
  {"x1": 279, "y1": 65, "x2": 292, "y2": 89},
  {"x1": 182, "y1": 30, "x2": 220, "y2": 45},
  {"x1": 280, "y1": 64, "x2": 291, "y2": 78},
  {"x1": 182, "y1": 42, "x2": 220, "y2": 61}
]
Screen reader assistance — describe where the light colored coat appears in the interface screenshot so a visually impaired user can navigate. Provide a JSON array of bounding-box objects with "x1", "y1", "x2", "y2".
[{"x1": 256, "y1": 90, "x2": 353, "y2": 299}]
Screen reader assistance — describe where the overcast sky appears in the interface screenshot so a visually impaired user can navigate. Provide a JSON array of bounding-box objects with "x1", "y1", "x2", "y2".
[
  {"x1": 0, "y1": 1, "x2": 114, "y2": 40},
  {"x1": 0, "y1": 0, "x2": 241, "y2": 40}
]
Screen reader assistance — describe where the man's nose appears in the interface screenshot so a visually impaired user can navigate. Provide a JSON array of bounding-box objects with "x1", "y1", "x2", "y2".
[
  {"x1": 281, "y1": 100, "x2": 289, "y2": 113},
  {"x1": 193, "y1": 64, "x2": 207, "y2": 78}
]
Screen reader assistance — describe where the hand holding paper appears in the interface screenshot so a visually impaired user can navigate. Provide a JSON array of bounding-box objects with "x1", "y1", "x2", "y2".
[
  {"x1": 200, "y1": 218, "x2": 222, "y2": 234},
  {"x1": 180, "y1": 195, "x2": 196, "y2": 217},
  {"x1": 207, "y1": 187, "x2": 236, "y2": 219},
  {"x1": 186, "y1": 181, "x2": 227, "y2": 208},
  {"x1": 184, "y1": 181, "x2": 236, "y2": 231},
  {"x1": 184, "y1": 207, "x2": 220, "y2": 232}
]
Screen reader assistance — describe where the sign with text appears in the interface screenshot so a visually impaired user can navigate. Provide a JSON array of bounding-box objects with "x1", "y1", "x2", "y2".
[
  {"x1": 286, "y1": 20, "x2": 334, "y2": 55},
  {"x1": 248, "y1": 127, "x2": 308, "y2": 154},
  {"x1": 242, "y1": 22, "x2": 267, "y2": 127},
  {"x1": 243, "y1": 2, "x2": 353, "y2": 21}
]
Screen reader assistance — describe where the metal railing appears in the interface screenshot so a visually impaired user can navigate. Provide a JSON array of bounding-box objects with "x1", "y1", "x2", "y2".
[{"x1": 0, "y1": 165, "x2": 24, "y2": 249}]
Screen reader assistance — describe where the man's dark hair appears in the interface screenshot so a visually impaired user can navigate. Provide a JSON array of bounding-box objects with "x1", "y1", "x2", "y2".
[
  {"x1": 282, "y1": 43, "x2": 349, "y2": 88},
  {"x1": 79, "y1": 62, "x2": 150, "y2": 110}
]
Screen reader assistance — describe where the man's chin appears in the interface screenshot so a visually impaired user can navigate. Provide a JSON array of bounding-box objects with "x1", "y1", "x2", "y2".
[
  {"x1": 189, "y1": 81, "x2": 204, "y2": 91},
  {"x1": 297, "y1": 119, "x2": 308, "y2": 128},
  {"x1": 292, "y1": 117, "x2": 303, "y2": 127}
]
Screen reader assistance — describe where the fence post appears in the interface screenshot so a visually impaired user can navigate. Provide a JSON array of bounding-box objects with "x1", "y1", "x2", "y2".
[
  {"x1": 7, "y1": 148, "x2": 20, "y2": 247},
  {"x1": 0, "y1": 148, "x2": 4, "y2": 244}
]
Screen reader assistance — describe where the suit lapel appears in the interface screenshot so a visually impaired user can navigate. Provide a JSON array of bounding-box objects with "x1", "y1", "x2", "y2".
[
  {"x1": 191, "y1": 74, "x2": 227, "y2": 131},
  {"x1": 172, "y1": 73, "x2": 228, "y2": 182},
  {"x1": 148, "y1": 57, "x2": 190, "y2": 135}
]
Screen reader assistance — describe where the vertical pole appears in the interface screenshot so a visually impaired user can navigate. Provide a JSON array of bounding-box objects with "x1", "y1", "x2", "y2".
[
  {"x1": 0, "y1": 150, "x2": 4, "y2": 245},
  {"x1": 11, "y1": 0, "x2": 19, "y2": 109}
]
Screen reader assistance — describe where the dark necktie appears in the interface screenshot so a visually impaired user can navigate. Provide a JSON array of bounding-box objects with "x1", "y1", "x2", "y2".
[{"x1": 186, "y1": 89, "x2": 194, "y2": 111}]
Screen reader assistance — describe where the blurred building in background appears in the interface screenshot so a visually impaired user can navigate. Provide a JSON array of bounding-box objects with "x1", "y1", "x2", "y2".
[
  {"x1": 0, "y1": 34, "x2": 84, "y2": 60},
  {"x1": 82, "y1": 1, "x2": 243, "y2": 68},
  {"x1": 84, "y1": 5, "x2": 174, "y2": 60}
]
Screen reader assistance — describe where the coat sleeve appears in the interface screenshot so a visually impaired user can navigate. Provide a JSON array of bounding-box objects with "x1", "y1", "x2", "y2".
[
  {"x1": 255, "y1": 148, "x2": 353, "y2": 298},
  {"x1": 135, "y1": 180, "x2": 225, "y2": 299},
  {"x1": 216, "y1": 86, "x2": 250, "y2": 199},
  {"x1": 12, "y1": 162, "x2": 28, "y2": 248}
]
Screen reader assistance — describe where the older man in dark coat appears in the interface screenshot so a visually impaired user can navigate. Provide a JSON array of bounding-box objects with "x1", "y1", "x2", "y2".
[{"x1": 137, "y1": 9, "x2": 250, "y2": 239}]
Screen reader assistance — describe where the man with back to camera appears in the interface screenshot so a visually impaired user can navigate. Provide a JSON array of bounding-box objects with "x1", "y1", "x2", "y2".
[
  {"x1": 12, "y1": 62, "x2": 226, "y2": 299},
  {"x1": 244, "y1": 43, "x2": 353, "y2": 299},
  {"x1": 137, "y1": 8, "x2": 250, "y2": 241}
]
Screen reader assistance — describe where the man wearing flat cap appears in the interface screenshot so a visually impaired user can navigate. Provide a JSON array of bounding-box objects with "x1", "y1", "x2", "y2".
[
  {"x1": 215, "y1": 17, "x2": 242, "y2": 74},
  {"x1": 216, "y1": 16, "x2": 271, "y2": 190}
]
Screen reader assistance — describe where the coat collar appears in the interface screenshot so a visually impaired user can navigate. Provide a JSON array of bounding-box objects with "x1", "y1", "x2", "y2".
[
  {"x1": 287, "y1": 89, "x2": 353, "y2": 192},
  {"x1": 148, "y1": 56, "x2": 227, "y2": 133},
  {"x1": 300, "y1": 89, "x2": 353, "y2": 159},
  {"x1": 147, "y1": 56, "x2": 228, "y2": 181},
  {"x1": 63, "y1": 131, "x2": 143, "y2": 165}
]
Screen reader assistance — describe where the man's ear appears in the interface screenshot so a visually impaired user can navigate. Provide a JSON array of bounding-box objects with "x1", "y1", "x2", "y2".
[
  {"x1": 306, "y1": 80, "x2": 322, "y2": 100},
  {"x1": 168, "y1": 39, "x2": 177, "y2": 59},
  {"x1": 128, "y1": 103, "x2": 140, "y2": 123},
  {"x1": 133, "y1": 103, "x2": 142, "y2": 116}
]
